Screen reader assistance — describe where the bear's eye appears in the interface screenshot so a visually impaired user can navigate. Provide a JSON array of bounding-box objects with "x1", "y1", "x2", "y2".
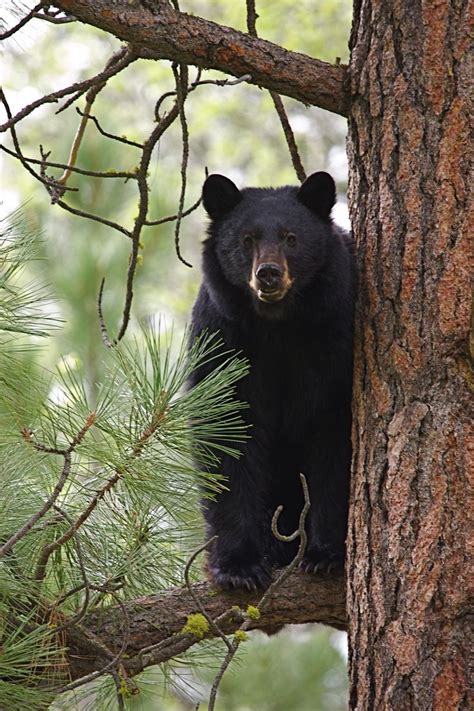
[
  {"x1": 284, "y1": 232, "x2": 297, "y2": 247},
  {"x1": 242, "y1": 234, "x2": 254, "y2": 249}
]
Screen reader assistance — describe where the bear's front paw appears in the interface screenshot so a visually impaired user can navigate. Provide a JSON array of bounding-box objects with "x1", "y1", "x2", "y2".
[
  {"x1": 300, "y1": 549, "x2": 345, "y2": 575},
  {"x1": 209, "y1": 562, "x2": 271, "y2": 592}
]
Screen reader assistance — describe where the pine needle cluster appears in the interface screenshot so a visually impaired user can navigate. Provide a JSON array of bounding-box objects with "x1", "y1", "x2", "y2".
[{"x1": 0, "y1": 211, "x2": 249, "y2": 709}]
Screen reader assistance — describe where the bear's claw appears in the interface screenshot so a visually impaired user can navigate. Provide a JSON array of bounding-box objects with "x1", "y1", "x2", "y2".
[
  {"x1": 210, "y1": 563, "x2": 271, "y2": 591},
  {"x1": 300, "y1": 552, "x2": 344, "y2": 575}
]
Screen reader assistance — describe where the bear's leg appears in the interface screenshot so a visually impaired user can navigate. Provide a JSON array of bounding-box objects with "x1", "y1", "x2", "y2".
[
  {"x1": 299, "y1": 416, "x2": 351, "y2": 573},
  {"x1": 202, "y1": 444, "x2": 272, "y2": 591}
]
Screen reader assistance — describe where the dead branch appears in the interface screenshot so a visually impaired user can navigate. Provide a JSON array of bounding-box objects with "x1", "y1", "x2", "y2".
[
  {"x1": 269, "y1": 92, "x2": 307, "y2": 183},
  {"x1": 53, "y1": 0, "x2": 349, "y2": 116},
  {"x1": 246, "y1": 0, "x2": 306, "y2": 183},
  {"x1": 77, "y1": 108, "x2": 144, "y2": 149},
  {"x1": 208, "y1": 473, "x2": 311, "y2": 709},
  {"x1": 34, "y1": 7, "x2": 76, "y2": 25},
  {"x1": 0, "y1": 3, "x2": 44, "y2": 40},
  {"x1": 172, "y1": 62, "x2": 192, "y2": 268},
  {"x1": 99, "y1": 77, "x2": 185, "y2": 344},
  {"x1": 53, "y1": 195, "x2": 132, "y2": 237},
  {"x1": 33, "y1": 469, "x2": 121, "y2": 582},
  {"x1": 0, "y1": 46, "x2": 137, "y2": 133},
  {"x1": 144, "y1": 193, "x2": 202, "y2": 227},
  {"x1": 0, "y1": 413, "x2": 96, "y2": 559},
  {"x1": 0, "y1": 143, "x2": 137, "y2": 180},
  {"x1": 0, "y1": 90, "x2": 77, "y2": 195}
]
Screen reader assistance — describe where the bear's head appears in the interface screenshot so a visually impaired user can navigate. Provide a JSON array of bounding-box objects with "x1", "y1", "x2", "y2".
[{"x1": 202, "y1": 172, "x2": 337, "y2": 318}]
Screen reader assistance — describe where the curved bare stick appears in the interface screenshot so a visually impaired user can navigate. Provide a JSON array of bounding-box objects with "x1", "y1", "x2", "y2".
[
  {"x1": 172, "y1": 63, "x2": 193, "y2": 268},
  {"x1": 184, "y1": 536, "x2": 233, "y2": 653},
  {"x1": 208, "y1": 473, "x2": 311, "y2": 710}
]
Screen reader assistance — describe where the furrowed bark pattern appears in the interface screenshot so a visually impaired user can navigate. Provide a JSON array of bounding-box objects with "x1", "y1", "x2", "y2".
[
  {"x1": 54, "y1": 0, "x2": 348, "y2": 116},
  {"x1": 347, "y1": 1, "x2": 472, "y2": 709}
]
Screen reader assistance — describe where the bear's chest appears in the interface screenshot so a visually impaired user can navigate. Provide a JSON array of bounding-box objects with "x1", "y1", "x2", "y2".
[{"x1": 240, "y1": 335, "x2": 329, "y2": 432}]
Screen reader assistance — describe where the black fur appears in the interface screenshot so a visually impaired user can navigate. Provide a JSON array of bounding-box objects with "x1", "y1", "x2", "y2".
[{"x1": 188, "y1": 172, "x2": 355, "y2": 591}]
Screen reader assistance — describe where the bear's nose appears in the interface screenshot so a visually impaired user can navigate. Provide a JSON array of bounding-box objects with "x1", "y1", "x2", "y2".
[{"x1": 256, "y1": 263, "x2": 283, "y2": 291}]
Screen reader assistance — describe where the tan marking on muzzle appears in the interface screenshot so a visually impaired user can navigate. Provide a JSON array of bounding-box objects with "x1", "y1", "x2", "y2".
[{"x1": 248, "y1": 250, "x2": 294, "y2": 303}]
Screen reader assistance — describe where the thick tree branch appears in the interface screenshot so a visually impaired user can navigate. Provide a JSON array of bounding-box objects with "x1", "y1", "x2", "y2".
[
  {"x1": 66, "y1": 570, "x2": 346, "y2": 681},
  {"x1": 53, "y1": 0, "x2": 349, "y2": 116}
]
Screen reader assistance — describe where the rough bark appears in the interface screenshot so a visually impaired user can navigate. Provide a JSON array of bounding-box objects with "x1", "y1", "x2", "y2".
[
  {"x1": 347, "y1": 1, "x2": 472, "y2": 709},
  {"x1": 53, "y1": 0, "x2": 349, "y2": 116},
  {"x1": 65, "y1": 570, "x2": 346, "y2": 681}
]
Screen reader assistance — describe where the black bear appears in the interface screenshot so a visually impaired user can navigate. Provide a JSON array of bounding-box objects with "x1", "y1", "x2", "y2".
[{"x1": 188, "y1": 171, "x2": 355, "y2": 591}]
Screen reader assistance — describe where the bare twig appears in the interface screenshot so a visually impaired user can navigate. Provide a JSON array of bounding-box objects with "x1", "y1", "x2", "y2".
[
  {"x1": 97, "y1": 278, "x2": 114, "y2": 349},
  {"x1": 0, "y1": 46, "x2": 137, "y2": 133},
  {"x1": 56, "y1": 89, "x2": 88, "y2": 115},
  {"x1": 0, "y1": 414, "x2": 96, "y2": 559},
  {"x1": 53, "y1": 196, "x2": 132, "y2": 236},
  {"x1": 37, "y1": 149, "x2": 132, "y2": 233},
  {"x1": 259, "y1": 473, "x2": 310, "y2": 605},
  {"x1": 0, "y1": 143, "x2": 137, "y2": 180},
  {"x1": 39, "y1": 147, "x2": 132, "y2": 232},
  {"x1": 208, "y1": 473, "x2": 311, "y2": 710},
  {"x1": 57, "y1": 593, "x2": 131, "y2": 694},
  {"x1": 0, "y1": 90, "x2": 76, "y2": 195},
  {"x1": 245, "y1": 0, "x2": 259, "y2": 35},
  {"x1": 145, "y1": 194, "x2": 202, "y2": 227},
  {"x1": 184, "y1": 536, "x2": 233, "y2": 652},
  {"x1": 34, "y1": 470, "x2": 121, "y2": 581},
  {"x1": 191, "y1": 74, "x2": 252, "y2": 89},
  {"x1": 0, "y1": 2, "x2": 43, "y2": 40},
  {"x1": 48, "y1": 506, "x2": 91, "y2": 635},
  {"x1": 154, "y1": 71, "x2": 252, "y2": 119},
  {"x1": 100, "y1": 79, "x2": 185, "y2": 345},
  {"x1": 246, "y1": 0, "x2": 306, "y2": 183},
  {"x1": 269, "y1": 92, "x2": 306, "y2": 183},
  {"x1": 56, "y1": 99, "x2": 93, "y2": 186},
  {"x1": 0, "y1": 452, "x2": 71, "y2": 559},
  {"x1": 172, "y1": 63, "x2": 193, "y2": 268},
  {"x1": 33, "y1": 7, "x2": 76, "y2": 24},
  {"x1": 58, "y1": 49, "x2": 138, "y2": 187},
  {"x1": 154, "y1": 89, "x2": 180, "y2": 121},
  {"x1": 77, "y1": 108, "x2": 144, "y2": 149}
]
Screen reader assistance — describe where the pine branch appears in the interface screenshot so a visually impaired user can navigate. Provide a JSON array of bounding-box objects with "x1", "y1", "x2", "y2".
[
  {"x1": 66, "y1": 570, "x2": 346, "y2": 681},
  {"x1": 53, "y1": 0, "x2": 349, "y2": 116}
]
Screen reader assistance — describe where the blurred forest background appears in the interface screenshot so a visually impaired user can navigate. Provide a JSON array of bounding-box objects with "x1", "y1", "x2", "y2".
[{"x1": 2, "y1": 1, "x2": 352, "y2": 708}]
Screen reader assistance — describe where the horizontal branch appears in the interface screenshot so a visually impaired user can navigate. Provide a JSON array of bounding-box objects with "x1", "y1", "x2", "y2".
[
  {"x1": 67, "y1": 569, "x2": 346, "y2": 681},
  {"x1": 54, "y1": 0, "x2": 349, "y2": 116}
]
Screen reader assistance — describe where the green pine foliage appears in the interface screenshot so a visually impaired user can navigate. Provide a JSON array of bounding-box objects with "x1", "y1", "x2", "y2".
[{"x1": 0, "y1": 212, "x2": 249, "y2": 709}]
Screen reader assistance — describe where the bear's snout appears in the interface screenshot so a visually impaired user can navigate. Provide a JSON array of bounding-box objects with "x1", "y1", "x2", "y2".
[
  {"x1": 255, "y1": 262, "x2": 283, "y2": 292},
  {"x1": 249, "y1": 255, "x2": 294, "y2": 304}
]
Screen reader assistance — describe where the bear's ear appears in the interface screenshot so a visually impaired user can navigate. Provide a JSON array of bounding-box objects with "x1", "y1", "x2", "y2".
[
  {"x1": 202, "y1": 174, "x2": 242, "y2": 220},
  {"x1": 297, "y1": 171, "x2": 336, "y2": 219}
]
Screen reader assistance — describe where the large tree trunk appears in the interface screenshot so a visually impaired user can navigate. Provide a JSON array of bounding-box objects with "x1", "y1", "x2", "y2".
[{"x1": 347, "y1": 1, "x2": 471, "y2": 709}]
